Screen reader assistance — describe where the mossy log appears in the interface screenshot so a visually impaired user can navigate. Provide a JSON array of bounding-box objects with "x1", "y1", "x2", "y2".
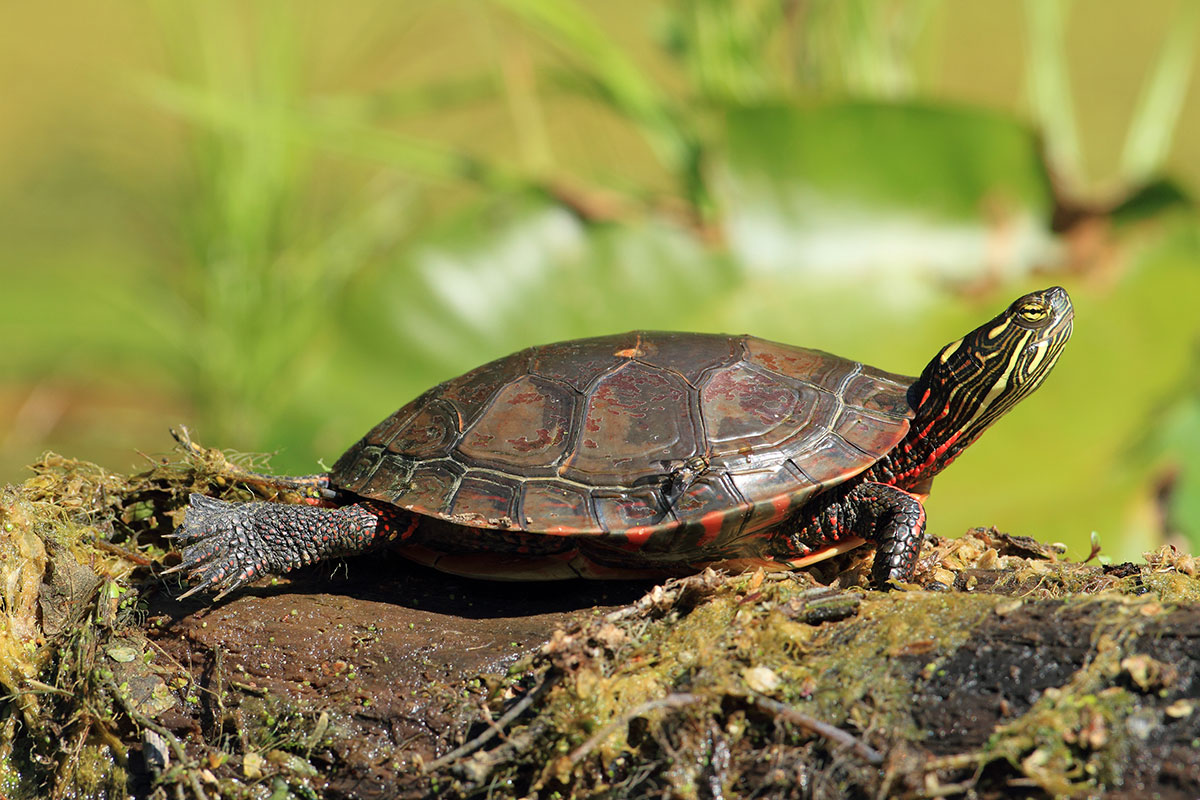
[{"x1": 1, "y1": 449, "x2": 1198, "y2": 799}]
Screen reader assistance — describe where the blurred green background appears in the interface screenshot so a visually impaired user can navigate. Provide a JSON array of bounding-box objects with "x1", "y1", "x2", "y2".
[{"x1": 3, "y1": 1, "x2": 1200, "y2": 563}]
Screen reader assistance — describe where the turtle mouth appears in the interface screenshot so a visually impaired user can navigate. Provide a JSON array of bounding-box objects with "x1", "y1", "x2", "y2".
[
  {"x1": 1051, "y1": 309, "x2": 1074, "y2": 335},
  {"x1": 1041, "y1": 285, "x2": 1074, "y2": 338},
  {"x1": 1054, "y1": 309, "x2": 1075, "y2": 337},
  {"x1": 1045, "y1": 286, "x2": 1074, "y2": 326}
]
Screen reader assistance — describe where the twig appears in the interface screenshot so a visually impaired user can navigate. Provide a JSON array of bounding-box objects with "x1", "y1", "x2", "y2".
[
  {"x1": 422, "y1": 670, "x2": 559, "y2": 774},
  {"x1": 458, "y1": 717, "x2": 553, "y2": 787},
  {"x1": 568, "y1": 693, "x2": 704, "y2": 768},
  {"x1": 105, "y1": 678, "x2": 210, "y2": 800},
  {"x1": 94, "y1": 538, "x2": 153, "y2": 566},
  {"x1": 170, "y1": 426, "x2": 334, "y2": 500},
  {"x1": 750, "y1": 694, "x2": 884, "y2": 765}
]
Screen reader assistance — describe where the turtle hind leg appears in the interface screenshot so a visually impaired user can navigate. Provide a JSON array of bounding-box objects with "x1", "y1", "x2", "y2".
[{"x1": 167, "y1": 493, "x2": 402, "y2": 600}]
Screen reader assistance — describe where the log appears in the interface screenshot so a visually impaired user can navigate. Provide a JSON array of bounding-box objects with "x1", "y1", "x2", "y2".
[{"x1": 2, "y1": 452, "x2": 1198, "y2": 799}]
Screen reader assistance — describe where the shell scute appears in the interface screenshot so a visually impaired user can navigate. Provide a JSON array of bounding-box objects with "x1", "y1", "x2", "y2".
[
  {"x1": 456, "y1": 375, "x2": 575, "y2": 471},
  {"x1": 841, "y1": 369, "x2": 913, "y2": 421},
  {"x1": 450, "y1": 474, "x2": 519, "y2": 527},
  {"x1": 834, "y1": 412, "x2": 909, "y2": 460},
  {"x1": 743, "y1": 338, "x2": 846, "y2": 386},
  {"x1": 629, "y1": 332, "x2": 742, "y2": 385},
  {"x1": 398, "y1": 462, "x2": 462, "y2": 516},
  {"x1": 592, "y1": 488, "x2": 665, "y2": 532},
  {"x1": 436, "y1": 351, "x2": 530, "y2": 429},
  {"x1": 388, "y1": 401, "x2": 459, "y2": 459},
  {"x1": 530, "y1": 332, "x2": 637, "y2": 392},
  {"x1": 562, "y1": 361, "x2": 698, "y2": 485},
  {"x1": 519, "y1": 482, "x2": 595, "y2": 532},
  {"x1": 701, "y1": 365, "x2": 838, "y2": 461}
]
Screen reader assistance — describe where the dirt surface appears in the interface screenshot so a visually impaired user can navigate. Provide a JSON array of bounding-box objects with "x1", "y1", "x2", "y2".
[{"x1": 147, "y1": 557, "x2": 651, "y2": 798}]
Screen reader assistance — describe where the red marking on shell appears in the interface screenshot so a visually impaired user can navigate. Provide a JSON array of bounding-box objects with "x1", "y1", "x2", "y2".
[
  {"x1": 507, "y1": 390, "x2": 544, "y2": 405},
  {"x1": 624, "y1": 526, "x2": 653, "y2": 547},
  {"x1": 508, "y1": 428, "x2": 555, "y2": 453},
  {"x1": 458, "y1": 375, "x2": 573, "y2": 468},
  {"x1": 768, "y1": 494, "x2": 791, "y2": 524},
  {"x1": 697, "y1": 510, "x2": 726, "y2": 546},
  {"x1": 744, "y1": 339, "x2": 843, "y2": 385},
  {"x1": 614, "y1": 347, "x2": 644, "y2": 358},
  {"x1": 702, "y1": 364, "x2": 797, "y2": 430},
  {"x1": 564, "y1": 362, "x2": 694, "y2": 484}
]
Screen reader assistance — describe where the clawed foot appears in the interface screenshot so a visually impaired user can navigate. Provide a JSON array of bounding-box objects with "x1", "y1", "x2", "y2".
[
  {"x1": 166, "y1": 493, "x2": 380, "y2": 601},
  {"x1": 164, "y1": 494, "x2": 277, "y2": 600}
]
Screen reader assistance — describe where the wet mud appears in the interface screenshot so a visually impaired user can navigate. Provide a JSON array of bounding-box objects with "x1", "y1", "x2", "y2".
[{"x1": 147, "y1": 557, "x2": 651, "y2": 798}]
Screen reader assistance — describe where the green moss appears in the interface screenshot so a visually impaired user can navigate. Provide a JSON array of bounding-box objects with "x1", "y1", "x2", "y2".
[
  {"x1": 774, "y1": 591, "x2": 999, "y2": 733},
  {"x1": 4, "y1": 448, "x2": 1200, "y2": 799},
  {"x1": 67, "y1": 744, "x2": 129, "y2": 800},
  {"x1": 520, "y1": 577, "x2": 1007, "y2": 792},
  {"x1": 1138, "y1": 570, "x2": 1200, "y2": 603},
  {"x1": 238, "y1": 693, "x2": 337, "y2": 757},
  {"x1": 482, "y1": 558, "x2": 1200, "y2": 798},
  {"x1": 0, "y1": 449, "x2": 239, "y2": 799}
]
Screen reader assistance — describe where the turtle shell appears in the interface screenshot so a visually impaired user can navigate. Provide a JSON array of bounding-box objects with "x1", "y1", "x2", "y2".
[{"x1": 331, "y1": 332, "x2": 915, "y2": 562}]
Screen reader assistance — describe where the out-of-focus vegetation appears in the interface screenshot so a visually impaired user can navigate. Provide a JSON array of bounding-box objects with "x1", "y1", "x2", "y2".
[{"x1": 2, "y1": 1, "x2": 1200, "y2": 562}]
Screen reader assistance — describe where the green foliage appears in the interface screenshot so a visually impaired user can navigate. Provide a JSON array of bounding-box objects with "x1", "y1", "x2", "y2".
[
  {"x1": 1138, "y1": 348, "x2": 1200, "y2": 554},
  {"x1": 1027, "y1": 0, "x2": 1200, "y2": 190},
  {"x1": 720, "y1": 101, "x2": 1054, "y2": 277},
  {"x1": 1024, "y1": 0, "x2": 1083, "y2": 185},
  {"x1": 2, "y1": 1, "x2": 1199, "y2": 560},
  {"x1": 1120, "y1": 0, "x2": 1200, "y2": 184}
]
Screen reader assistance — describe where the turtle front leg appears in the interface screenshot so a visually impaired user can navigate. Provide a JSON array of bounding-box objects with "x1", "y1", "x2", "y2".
[
  {"x1": 782, "y1": 481, "x2": 926, "y2": 589},
  {"x1": 847, "y1": 482, "x2": 927, "y2": 587},
  {"x1": 167, "y1": 494, "x2": 415, "y2": 600}
]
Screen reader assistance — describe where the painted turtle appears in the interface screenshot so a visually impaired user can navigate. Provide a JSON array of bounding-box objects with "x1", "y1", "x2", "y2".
[{"x1": 171, "y1": 287, "x2": 1073, "y2": 599}]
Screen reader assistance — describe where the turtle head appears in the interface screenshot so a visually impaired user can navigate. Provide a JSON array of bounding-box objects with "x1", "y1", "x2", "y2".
[{"x1": 884, "y1": 286, "x2": 1073, "y2": 488}]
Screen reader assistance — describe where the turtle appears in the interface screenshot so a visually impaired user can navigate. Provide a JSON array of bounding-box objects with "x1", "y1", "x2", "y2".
[{"x1": 169, "y1": 286, "x2": 1073, "y2": 600}]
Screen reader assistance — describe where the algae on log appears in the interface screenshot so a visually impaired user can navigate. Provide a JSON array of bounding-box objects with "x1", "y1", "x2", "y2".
[{"x1": 0, "y1": 448, "x2": 1198, "y2": 800}]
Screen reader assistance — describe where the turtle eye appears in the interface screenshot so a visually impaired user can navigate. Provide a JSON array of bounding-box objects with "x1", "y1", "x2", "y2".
[{"x1": 1016, "y1": 301, "x2": 1049, "y2": 323}]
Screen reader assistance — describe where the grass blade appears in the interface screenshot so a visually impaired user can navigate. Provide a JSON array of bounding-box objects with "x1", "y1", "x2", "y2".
[
  {"x1": 1024, "y1": 0, "x2": 1083, "y2": 185},
  {"x1": 1120, "y1": 0, "x2": 1200, "y2": 184}
]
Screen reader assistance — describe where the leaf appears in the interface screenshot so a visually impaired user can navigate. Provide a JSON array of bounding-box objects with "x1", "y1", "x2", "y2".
[
  {"x1": 347, "y1": 193, "x2": 738, "y2": 375},
  {"x1": 1110, "y1": 178, "x2": 1195, "y2": 228},
  {"x1": 1120, "y1": 0, "x2": 1200, "y2": 184},
  {"x1": 106, "y1": 644, "x2": 139, "y2": 663},
  {"x1": 717, "y1": 101, "x2": 1056, "y2": 279}
]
